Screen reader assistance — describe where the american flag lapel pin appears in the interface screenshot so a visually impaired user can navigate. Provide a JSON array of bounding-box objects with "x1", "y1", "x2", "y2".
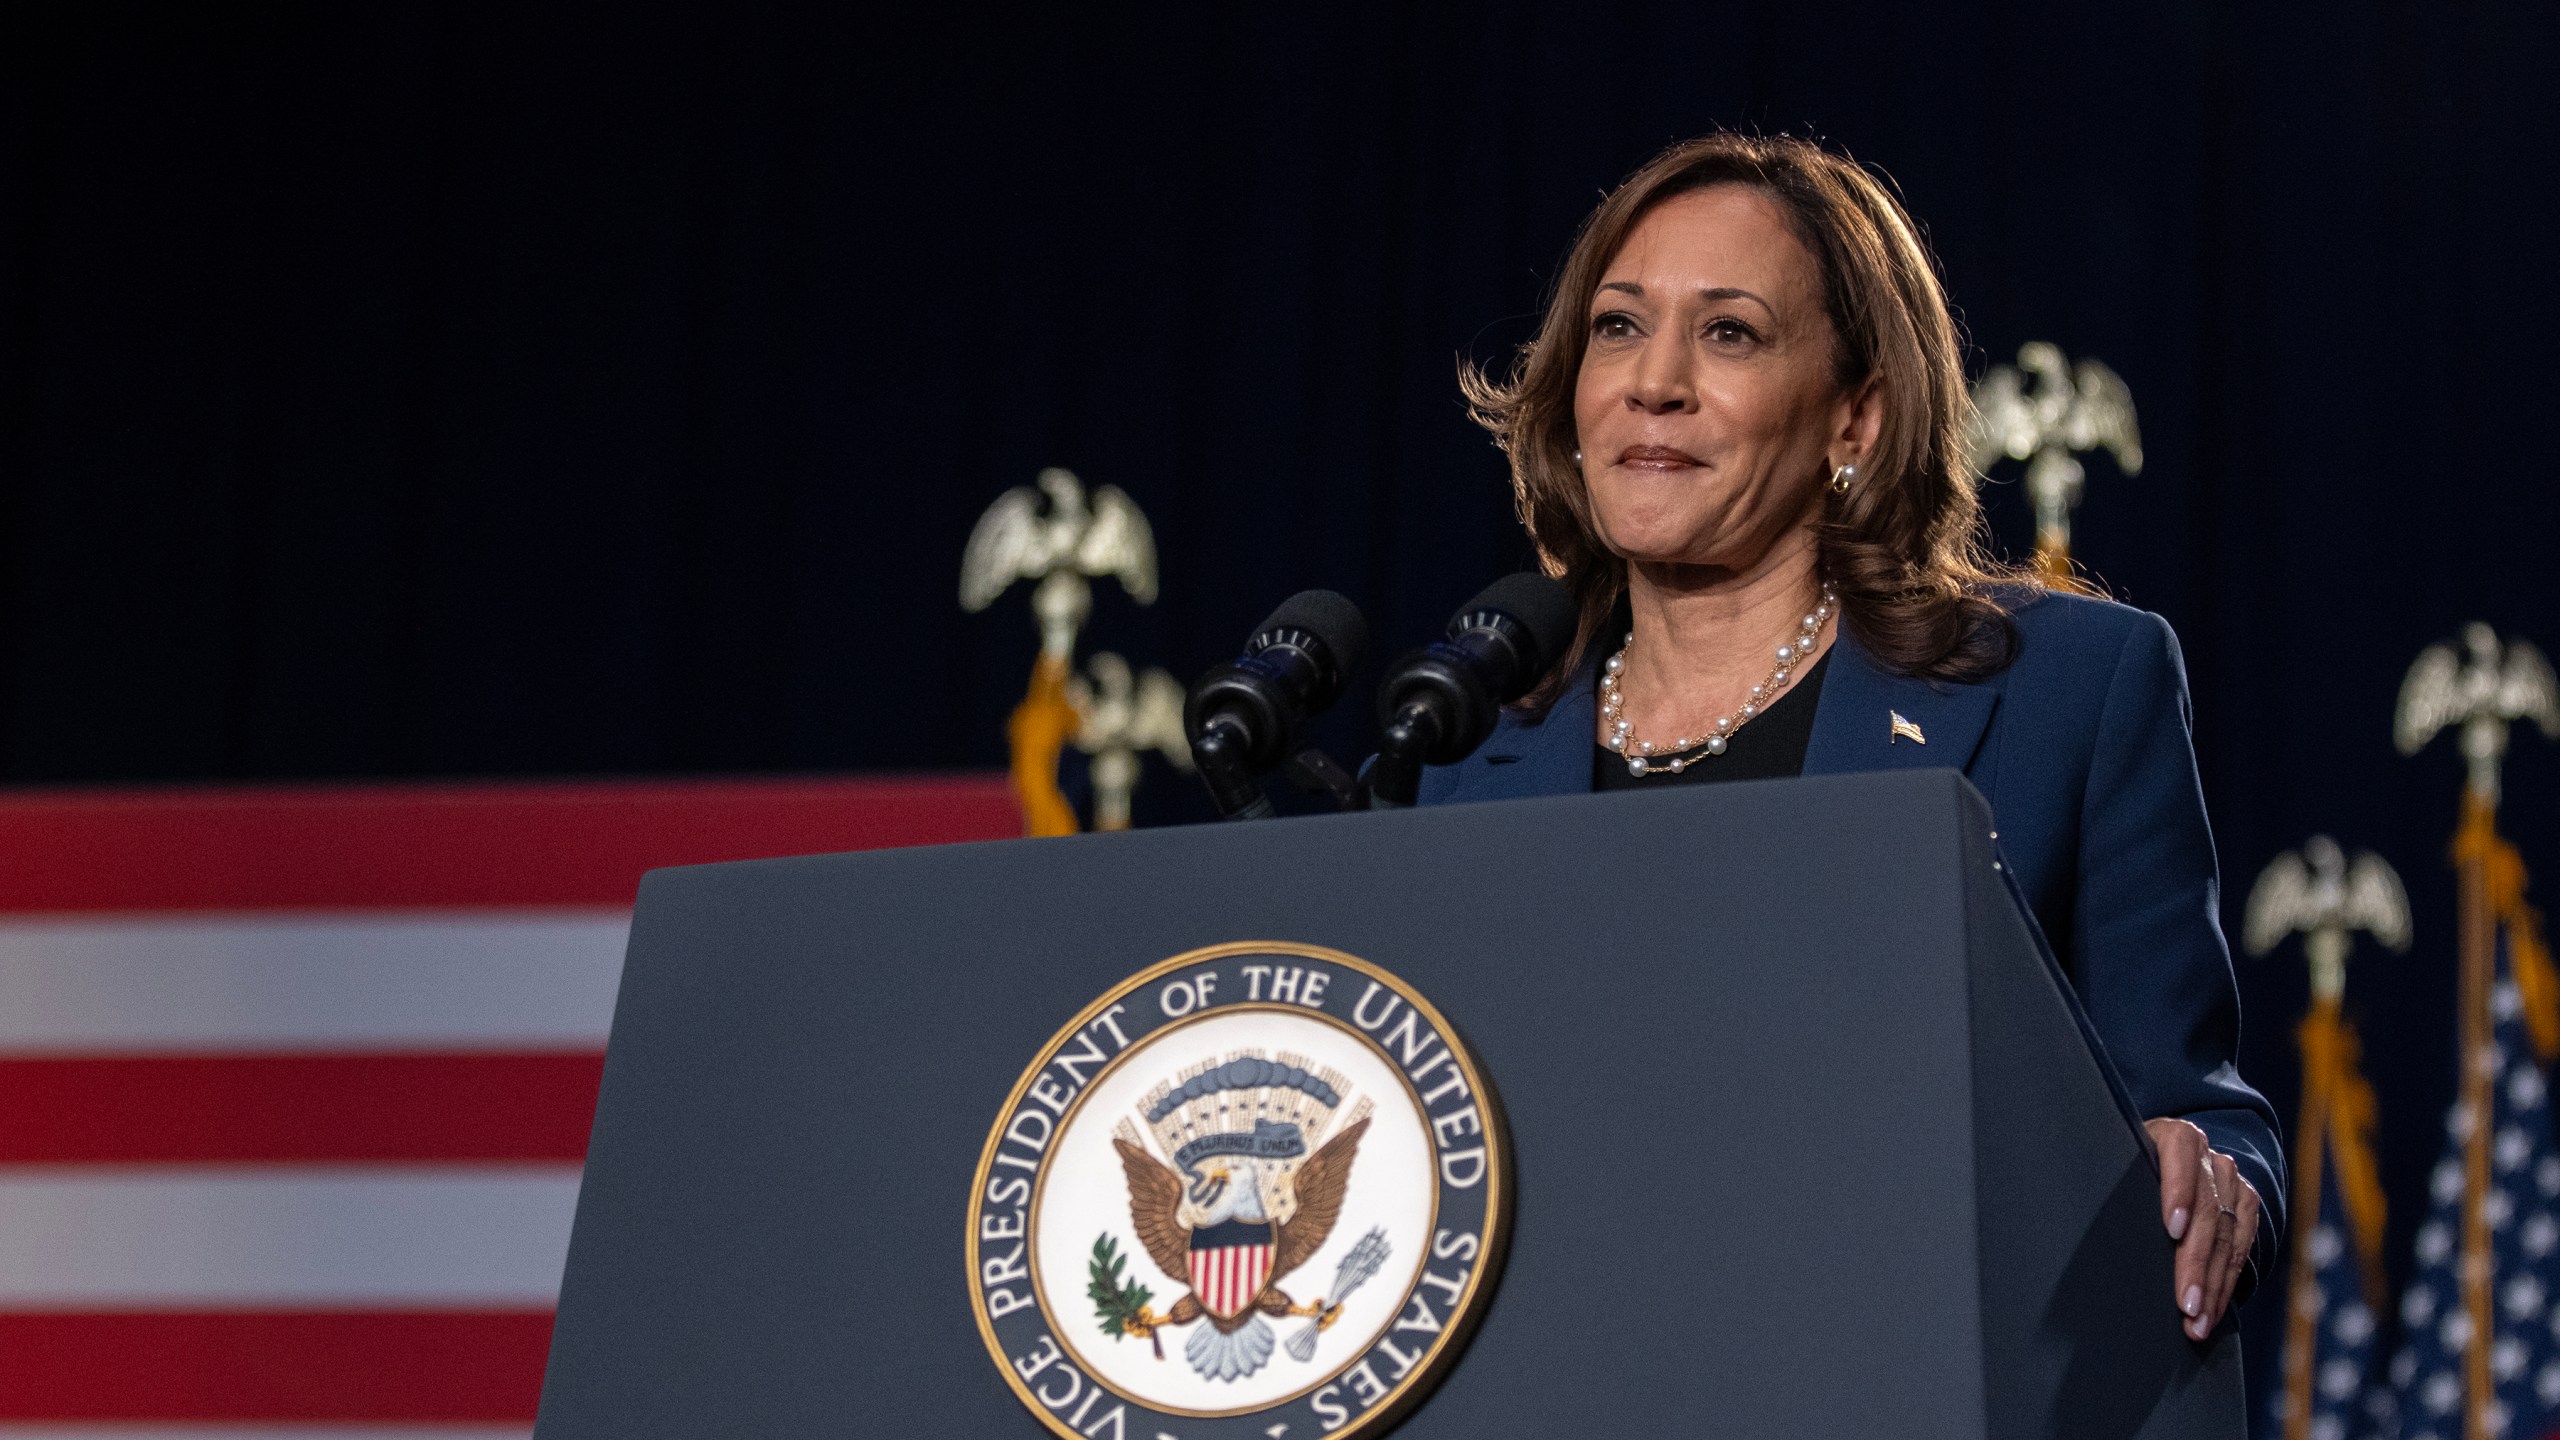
[{"x1": 1890, "y1": 710, "x2": 1926, "y2": 745}]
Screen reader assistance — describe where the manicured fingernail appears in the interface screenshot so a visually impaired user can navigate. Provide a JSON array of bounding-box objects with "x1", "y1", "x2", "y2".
[
  {"x1": 2183, "y1": 1286, "x2": 2202, "y2": 1317},
  {"x1": 2169, "y1": 1207, "x2": 2189, "y2": 1239}
]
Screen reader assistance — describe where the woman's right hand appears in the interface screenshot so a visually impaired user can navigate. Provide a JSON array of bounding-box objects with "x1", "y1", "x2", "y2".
[{"x1": 2145, "y1": 1117, "x2": 2261, "y2": 1340}]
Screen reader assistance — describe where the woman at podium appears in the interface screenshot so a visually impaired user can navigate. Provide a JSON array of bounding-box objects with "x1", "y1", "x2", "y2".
[{"x1": 1426, "y1": 131, "x2": 2280, "y2": 1342}]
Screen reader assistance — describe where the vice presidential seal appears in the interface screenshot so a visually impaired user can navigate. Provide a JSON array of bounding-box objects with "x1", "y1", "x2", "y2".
[{"x1": 967, "y1": 942, "x2": 1507, "y2": 1440}]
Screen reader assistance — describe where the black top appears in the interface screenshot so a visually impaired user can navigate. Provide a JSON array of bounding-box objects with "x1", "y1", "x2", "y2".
[{"x1": 1592, "y1": 649, "x2": 1833, "y2": 789}]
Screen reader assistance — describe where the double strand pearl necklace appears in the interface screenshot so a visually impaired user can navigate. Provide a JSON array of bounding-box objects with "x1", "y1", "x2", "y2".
[{"x1": 1600, "y1": 584, "x2": 1838, "y2": 776}]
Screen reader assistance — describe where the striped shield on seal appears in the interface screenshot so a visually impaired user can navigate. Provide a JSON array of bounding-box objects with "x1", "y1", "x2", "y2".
[{"x1": 1189, "y1": 1220, "x2": 1276, "y2": 1320}]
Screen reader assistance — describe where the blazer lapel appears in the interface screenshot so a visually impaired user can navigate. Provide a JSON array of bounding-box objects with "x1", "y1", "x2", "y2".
[
  {"x1": 1472, "y1": 656, "x2": 1601, "y2": 799},
  {"x1": 1804, "y1": 629, "x2": 2000, "y2": 777}
]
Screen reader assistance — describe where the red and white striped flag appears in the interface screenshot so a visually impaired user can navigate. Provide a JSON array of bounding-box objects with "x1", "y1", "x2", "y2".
[{"x1": 0, "y1": 776, "x2": 1012, "y2": 1438}]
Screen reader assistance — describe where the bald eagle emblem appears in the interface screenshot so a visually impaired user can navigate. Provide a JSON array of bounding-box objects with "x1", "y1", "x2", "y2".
[{"x1": 1093, "y1": 1051, "x2": 1382, "y2": 1383}]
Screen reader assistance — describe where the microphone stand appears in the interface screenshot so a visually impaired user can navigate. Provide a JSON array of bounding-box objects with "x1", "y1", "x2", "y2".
[
  {"x1": 1360, "y1": 700, "x2": 1439, "y2": 811},
  {"x1": 1190, "y1": 725, "x2": 1280, "y2": 822}
]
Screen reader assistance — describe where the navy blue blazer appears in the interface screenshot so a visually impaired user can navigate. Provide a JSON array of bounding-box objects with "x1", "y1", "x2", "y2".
[{"x1": 1419, "y1": 589, "x2": 2285, "y2": 1273}]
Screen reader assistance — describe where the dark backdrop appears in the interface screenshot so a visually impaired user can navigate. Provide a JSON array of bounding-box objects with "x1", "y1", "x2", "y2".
[{"x1": 6, "y1": 2, "x2": 2557, "y2": 1417}]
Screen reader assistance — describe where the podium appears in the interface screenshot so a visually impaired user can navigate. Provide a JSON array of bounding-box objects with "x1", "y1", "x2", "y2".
[{"x1": 535, "y1": 769, "x2": 2243, "y2": 1438}]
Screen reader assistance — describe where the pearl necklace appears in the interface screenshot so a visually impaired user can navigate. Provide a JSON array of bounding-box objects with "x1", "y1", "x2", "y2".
[{"x1": 1600, "y1": 585, "x2": 1838, "y2": 776}]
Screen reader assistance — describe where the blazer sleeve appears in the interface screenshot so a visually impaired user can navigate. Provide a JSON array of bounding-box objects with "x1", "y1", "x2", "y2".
[{"x1": 2073, "y1": 610, "x2": 2286, "y2": 1285}]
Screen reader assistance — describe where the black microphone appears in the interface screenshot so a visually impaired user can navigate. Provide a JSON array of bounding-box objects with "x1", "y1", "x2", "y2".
[
  {"x1": 1365, "y1": 572, "x2": 1577, "y2": 808},
  {"x1": 1184, "y1": 590, "x2": 1371, "y2": 820}
]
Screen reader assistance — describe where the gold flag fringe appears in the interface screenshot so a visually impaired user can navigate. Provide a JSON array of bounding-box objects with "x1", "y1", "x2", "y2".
[
  {"x1": 2300, "y1": 1004, "x2": 2390, "y2": 1309},
  {"x1": 1007, "y1": 653, "x2": 1081, "y2": 838},
  {"x1": 2455, "y1": 794, "x2": 2559, "y2": 1063},
  {"x1": 2282, "y1": 999, "x2": 2391, "y2": 1440}
]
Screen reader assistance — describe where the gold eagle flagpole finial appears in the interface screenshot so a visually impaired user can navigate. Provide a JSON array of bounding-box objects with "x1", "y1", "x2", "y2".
[
  {"x1": 961, "y1": 468, "x2": 1160, "y2": 837},
  {"x1": 1966, "y1": 341, "x2": 2143, "y2": 585},
  {"x1": 2246, "y1": 836, "x2": 2408, "y2": 1440},
  {"x1": 2396, "y1": 624, "x2": 2560, "y2": 1440},
  {"x1": 1068, "y1": 653, "x2": 1192, "y2": 831},
  {"x1": 2397, "y1": 622, "x2": 2560, "y2": 812}
]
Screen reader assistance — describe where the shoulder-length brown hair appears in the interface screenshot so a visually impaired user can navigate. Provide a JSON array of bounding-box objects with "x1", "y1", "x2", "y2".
[{"x1": 1462, "y1": 132, "x2": 2026, "y2": 704}]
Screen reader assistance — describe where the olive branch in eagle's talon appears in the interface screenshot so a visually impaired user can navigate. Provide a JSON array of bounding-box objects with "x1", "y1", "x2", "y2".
[{"x1": 1088, "y1": 1233, "x2": 1165, "y2": 1359}]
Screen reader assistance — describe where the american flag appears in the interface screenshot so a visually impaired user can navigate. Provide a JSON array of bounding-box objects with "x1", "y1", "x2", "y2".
[
  {"x1": 0, "y1": 776, "x2": 1009, "y2": 1437},
  {"x1": 2265, "y1": 1004, "x2": 2387, "y2": 1440},
  {"x1": 2272, "y1": 1167, "x2": 2385, "y2": 1440},
  {"x1": 2364, "y1": 922, "x2": 2560, "y2": 1440}
]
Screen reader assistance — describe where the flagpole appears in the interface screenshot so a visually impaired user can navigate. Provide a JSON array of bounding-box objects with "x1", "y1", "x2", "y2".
[
  {"x1": 2391, "y1": 624, "x2": 2558, "y2": 1440},
  {"x1": 960, "y1": 469, "x2": 1168, "y2": 840},
  {"x1": 2281, "y1": 1004, "x2": 2334, "y2": 1440},
  {"x1": 2459, "y1": 788, "x2": 2496, "y2": 1440},
  {"x1": 2250, "y1": 837, "x2": 2403, "y2": 1440},
  {"x1": 1963, "y1": 341, "x2": 2141, "y2": 596}
]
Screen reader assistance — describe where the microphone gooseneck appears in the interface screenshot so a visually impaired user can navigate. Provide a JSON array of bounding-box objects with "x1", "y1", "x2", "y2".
[
  {"x1": 1366, "y1": 572, "x2": 1576, "y2": 809},
  {"x1": 1184, "y1": 590, "x2": 1372, "y2": 820}
]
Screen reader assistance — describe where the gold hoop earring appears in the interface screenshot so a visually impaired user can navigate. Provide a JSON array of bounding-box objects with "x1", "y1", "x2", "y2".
[{"x1": 1829, "y1": 463, "x2": 1858, "y2": 494}]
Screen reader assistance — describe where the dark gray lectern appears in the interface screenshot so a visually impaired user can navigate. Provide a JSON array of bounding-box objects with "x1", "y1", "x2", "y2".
[{"x1": 537, "y1": 769, "x2": 2243, "y2": 1438}]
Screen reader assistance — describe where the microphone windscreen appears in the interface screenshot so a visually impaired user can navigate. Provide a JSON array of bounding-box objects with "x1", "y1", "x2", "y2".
[
  {"x1": 1455, "y1": 571, "x2": 1576, "y2": 677},
  {"x1": 1255, "y1": 588, "x2": 1371, "y2": 678}
]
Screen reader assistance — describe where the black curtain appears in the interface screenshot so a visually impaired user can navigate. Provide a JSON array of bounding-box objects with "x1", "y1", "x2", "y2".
[{"x1": 6, "y1": 1, "x2": 2559, "y2": 1406}]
